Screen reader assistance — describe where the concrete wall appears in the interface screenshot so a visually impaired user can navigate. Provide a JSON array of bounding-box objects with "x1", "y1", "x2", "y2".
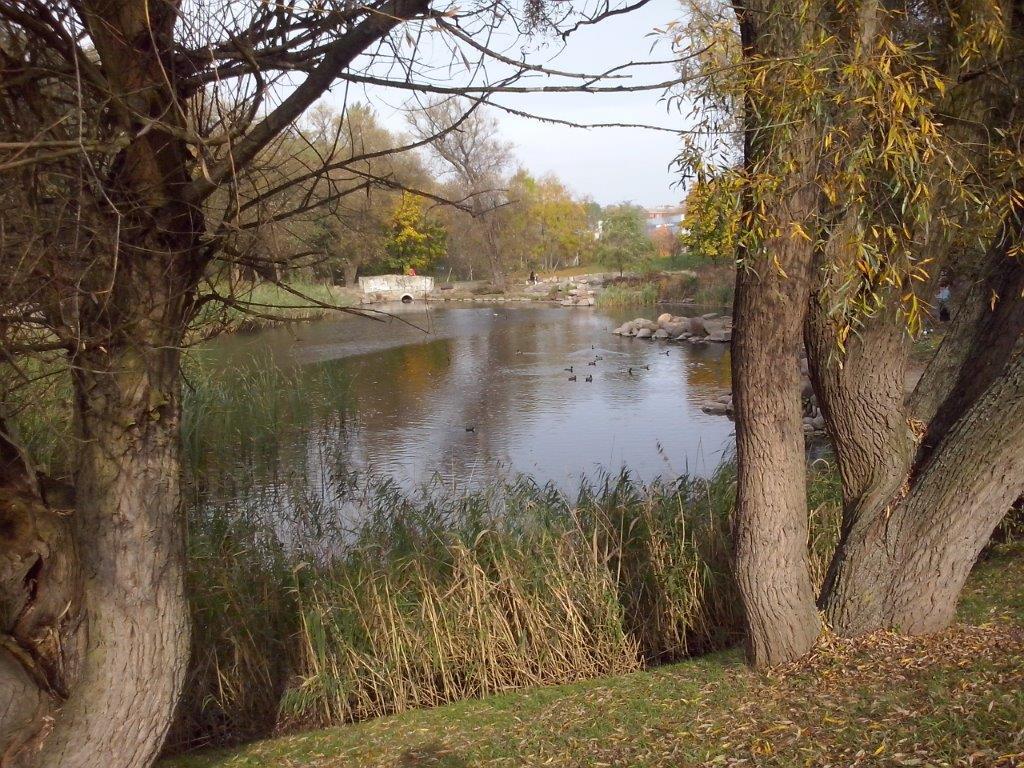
[{"x1": 358, "y1": 274, "x2": 434, "y2": 301}]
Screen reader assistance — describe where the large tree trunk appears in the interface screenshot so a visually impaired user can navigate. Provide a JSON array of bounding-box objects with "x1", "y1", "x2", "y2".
[
  {"x1": 730, "y1": 0, "x2": 826, "y2": 667},
  {"x1": 29, "y1": 339, "x2": 190, "y2": 768},
  {"x1": 806, "y1": 298, "x2": 917, "y2": 632},
  {"x1": 814, "y1": 200, "x2": 1024, "y2": 636},
  {"x1": 823, "y1": 349, "x2": 1024, "y2": 635},
  {"x1": 732, "y1": 238, "x2": 823, "y2": 666},
  {"x1": 880, "y1": 350, "x2": 1024, "y2": 631}
]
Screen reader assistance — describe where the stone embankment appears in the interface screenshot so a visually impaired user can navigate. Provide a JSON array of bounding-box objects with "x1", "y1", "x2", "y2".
[
  {"x1": 616, "y1": 312, "x2": 825, "y2": 436},
  {"x1": 426, "y1": 273, "x2": 621, "y2": 305}
]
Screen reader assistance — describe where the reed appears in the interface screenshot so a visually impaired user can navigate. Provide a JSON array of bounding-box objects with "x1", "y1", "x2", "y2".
[
  {"x1": 596, "y1": 283, "x2": 659, "y2": 307},
  {"x1": 168, "y1": 462, "x2": 843, "y2": 753}
]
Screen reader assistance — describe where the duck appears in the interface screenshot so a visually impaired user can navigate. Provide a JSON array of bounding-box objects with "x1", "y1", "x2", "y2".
[
  {"x1": 628, "y1": 367, "x2": 634, "y2": 376},
  {"x1": 643, "y1": 364, "x2": 650, "y2": 370},
  {"x1": 564, "y1": 365, "x2": 573, "y2": 373},
  {"x1": 595, "y1": 355, "x2": 604, "y2": 361},
  {"x1": 585, "y1": 374, "x2": 593, "y2": 382},
  {"x1": 568, "y1": 374, "x2": 577, "y2": 382},
  {"x1": 465, "y1": 425, "x2": 475, "y2": 432},
  {"x1": 587, "y1": 360, "x2": 597, "y2": 366}
]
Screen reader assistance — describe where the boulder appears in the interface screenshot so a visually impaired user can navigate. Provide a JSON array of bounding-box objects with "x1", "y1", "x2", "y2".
[
  {"x1": 661, "y1": 322, "x2": 688, "y2": 337},
  {"x1": 687, "y1": 317, "x2": 707, "y2": 335},
  {"x1": 653, "y1": 329, "x2": 670, "y2": 339},
  {"x1": 636, "y1": 328, "x2": 653, "y2": 339},
  {"x1": 657, "y1": 312, "x2": 674, "y2": 325},
  {"x1": 702, "y1": 318, "x2": 733, "y2": 343},
  {"x1": 702, "y1": 401, "x2": 730, "y2": 415},
  {"x1": 613, "y1": 323, "x2": 632, "y2": 335}
]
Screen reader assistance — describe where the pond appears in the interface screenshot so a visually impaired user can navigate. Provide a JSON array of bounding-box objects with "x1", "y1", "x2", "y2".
[{"x1": 185, "y1": 303, "x2": 735, "y2": 515}]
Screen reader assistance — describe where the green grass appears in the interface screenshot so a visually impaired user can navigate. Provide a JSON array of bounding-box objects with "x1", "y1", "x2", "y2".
[
  {"x1": 163, "y1": 544, "x2": 1024, "y2": 768},
  {"x1": 596, "y1": 283, "x2": 659, "y2": 307},
  {"x1": 191, "y1": 280, "x2": 356, "y2": 335}
]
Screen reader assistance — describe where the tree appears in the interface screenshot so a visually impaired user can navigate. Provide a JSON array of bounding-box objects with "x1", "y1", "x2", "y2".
[
  {"x1": 0, "y1": 0, "x2": 672, "y2": 763},
  {"x1": 304, "y1": 105, "x2": 426, "y2": 285},
  {"x1": 501, "y1": 170, "x2": 594, "y2": 272},
  {"x1": 678, "y1": 175, "x2": 740, "y2": 261},
  {"x1": 727, "y1": 0, "x2": 828, "y2": 667},
  {"x1": 597, "y1": 204, "x2": 656, "y2": 275},
  {"x1": 408, "y1": 100, "x2": 512, "y2": 286},
  {"x1": 650, "y1": 226, "x2": 680, "y2": 258},
  {"x1": 679, "y1": 0, "x2": 1024, "y2": 665},
  {"x1": 381, "y1": 193, "x2": 447, "y2": 273}
]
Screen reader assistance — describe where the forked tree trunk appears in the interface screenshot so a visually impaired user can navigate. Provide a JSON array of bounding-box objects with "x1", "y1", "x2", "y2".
[
  {"x1": 806, "y1": 299, "x2": 917, "y2": 631},
  {"x1": 882, "y1": 352, "x2": 1024, "y2": 630},
  {"x1": 29, "y1": 335, "x2": 190, "y2": 768},
  {"x1": 839, "y1": 350, "x2": 1024, "y2": 634},
  {"x1": 812, "y1": 207, "x2": 1024, "y2": 636}
]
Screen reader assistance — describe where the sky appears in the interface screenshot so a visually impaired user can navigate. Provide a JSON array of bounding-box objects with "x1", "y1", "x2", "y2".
[{"x1": 323, "y1": 0, "x2": 688, "y2": 208}]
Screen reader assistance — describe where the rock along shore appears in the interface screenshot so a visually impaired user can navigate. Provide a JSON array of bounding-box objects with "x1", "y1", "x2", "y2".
[{"x1": 615, "y1": 312, "x2": 827, "y2": 436}]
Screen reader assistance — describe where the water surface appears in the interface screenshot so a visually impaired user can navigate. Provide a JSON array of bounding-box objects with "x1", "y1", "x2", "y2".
[{"x1": 189, "y1": 303, "x2": 734, "y2": 509}]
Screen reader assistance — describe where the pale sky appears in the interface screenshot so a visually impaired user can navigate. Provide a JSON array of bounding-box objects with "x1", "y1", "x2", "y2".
[
  {"x1": 323, "y1": 0, "x2": 688, "y2": 208},
  {"x1": 496, "y1": 0, "x2": 687, "y2": 207}
]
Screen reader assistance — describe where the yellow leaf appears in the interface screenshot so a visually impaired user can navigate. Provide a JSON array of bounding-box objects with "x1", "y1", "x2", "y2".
[{"x1": 790, "y1": 221, "x2": 812, "y2": 242}]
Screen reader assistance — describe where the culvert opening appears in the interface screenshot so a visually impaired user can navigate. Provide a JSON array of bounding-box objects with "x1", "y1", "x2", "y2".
[{"x1": 400, "y1": 294, "x2": 414, "y2": 303}]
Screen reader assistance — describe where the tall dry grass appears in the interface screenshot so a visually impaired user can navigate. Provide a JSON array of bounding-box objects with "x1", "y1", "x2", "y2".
[{"x1": 168, "y1": 463, "x2": 842, "y2": 752}]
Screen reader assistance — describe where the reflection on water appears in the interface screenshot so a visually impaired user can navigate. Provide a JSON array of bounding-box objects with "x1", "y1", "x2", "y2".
[{"x1": 188, "y1": 303, "x2": 735, "y2": 512}]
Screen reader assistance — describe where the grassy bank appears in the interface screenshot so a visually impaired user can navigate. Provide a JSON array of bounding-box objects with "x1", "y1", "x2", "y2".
[
  {"x1": 168, "y1": 462, "x2": 842, "y2": 753},
  {"x1": 596, "y1": 283, "x2": 659, "y2": 307},
  {"x1": 597, "y1": 264, "x2": 735, "y2": 309},
  {"x1": 167, "y1": 540, "x2": 1024, "y2": 767},
  {"x1": 191, "y1": 281, "x2": 357, "y2": 335}
]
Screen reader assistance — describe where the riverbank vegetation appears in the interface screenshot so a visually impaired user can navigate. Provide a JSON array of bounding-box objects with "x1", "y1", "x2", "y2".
[
  {"x1": 595, "y1": 283, "x2": 660, "y2": 307},
  {"x1": 190, "y1": 281, "x2": 358, "y2": 336},
  {"x1": 167, "y1": 540, "x2": 1024, "y2": 767},
  {"x1": 169, "y1": 459, "x2": 842, "y2": 753}
]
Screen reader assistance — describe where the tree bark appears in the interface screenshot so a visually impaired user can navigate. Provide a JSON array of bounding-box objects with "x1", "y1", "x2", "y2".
[
  {"x1": 0, "y1": 424, "x2": 82, "y2": 761},
  {"x1": 805, "y1": 297, "x2": 917, "y2": 632},
  {"x1": 732, "y1": 243, "x2": 823, "y2": 666},
  {"x1": 27, "y1": 332, "x2": 190, "y2": 768},
  {"x1": 730, "y1": 0, "x2": 825, "y2": 666},
  {"x1": 815, "y1": 207, "x2": 1024, "y2": 636},
  {"x1": 881, "y1": 350, "x2": 1024, "y2": 631}
]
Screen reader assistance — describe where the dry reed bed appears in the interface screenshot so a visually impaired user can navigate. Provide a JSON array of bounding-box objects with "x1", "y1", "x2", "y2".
[{"x1": 169, "y1": 466, "x2": 843, "y2": 753}]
